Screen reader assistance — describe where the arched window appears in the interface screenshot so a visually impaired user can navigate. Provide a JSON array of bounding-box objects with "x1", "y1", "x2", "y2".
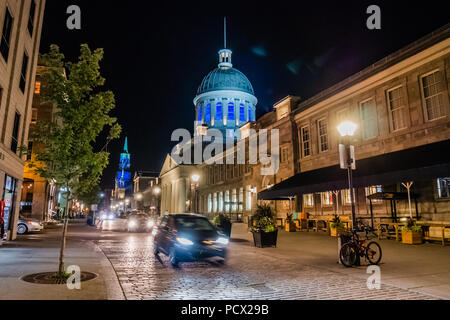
[
  {"x1": 239, "y1": 104, "x2": 245, "y2": 122},
  {"x1": 198, "y1": 106, "x2": 202, "y2": 122},
  {"x1": 215, "y1": 102, "x2": 223, "y2": 121},
  {"x1": 228, "y1": 102, "x2": 235, "y2": 120},
  {"x1": 205, "y1": 104, "x2": 211, "y2": 123},
  {"x1": 248, "y1": 107, "x2": 253, "y2": 121}
]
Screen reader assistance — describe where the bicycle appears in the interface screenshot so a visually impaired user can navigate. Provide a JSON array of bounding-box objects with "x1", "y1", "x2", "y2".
[{"x1": 339, "y1": 220, "x2": 382, "y2": 267}]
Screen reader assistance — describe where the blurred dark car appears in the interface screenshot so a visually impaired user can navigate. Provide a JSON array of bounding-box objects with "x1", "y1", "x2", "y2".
[
  {"x1": 127, "y1": 212, "x2": 155, "y2": 232},
  {"x1": 152, "y1": 213, "x2": 229, "y2": 267}
]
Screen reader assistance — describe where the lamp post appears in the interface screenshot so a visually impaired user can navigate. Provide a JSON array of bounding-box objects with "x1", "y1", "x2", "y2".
[
  {"x1": 191, "y1": 174, "x2": 200, "y2": 213},
  {"x1": 337, "y1": 121, "x2": 358, "y2": 231}
]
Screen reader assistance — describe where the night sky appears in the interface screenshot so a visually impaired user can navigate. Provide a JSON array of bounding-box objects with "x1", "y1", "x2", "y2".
[{"x1": 39, "y1": 1, "x2": 449, "y2": 190}]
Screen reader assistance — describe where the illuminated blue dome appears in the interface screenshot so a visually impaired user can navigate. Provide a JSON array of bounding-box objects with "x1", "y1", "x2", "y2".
[{"x1": 197, "y1": 67, "x2": 255, "y2": 96}]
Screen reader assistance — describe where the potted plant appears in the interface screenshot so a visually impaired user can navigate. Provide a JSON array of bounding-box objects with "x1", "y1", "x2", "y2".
[
  {"x1": 250, "y1": 205, "x2": 278, "y2": 248},
  {"x1": 401, "y1": 218, "x2": 423, "y2": 245},
  {"x1": 213, "y1": 213, "x2": 232, "y2": 238},
  {"x1": 329, "y1": 215, "x2": 346, "y2": 237},
  {"x1": 285, "y1": 213, "x2": 296, "y2": 232}
]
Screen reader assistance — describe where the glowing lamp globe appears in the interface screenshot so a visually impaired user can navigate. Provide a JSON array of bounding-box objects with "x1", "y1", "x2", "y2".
[{"x1": 337, "y1": 121, "x2": 358, "y2": 137}]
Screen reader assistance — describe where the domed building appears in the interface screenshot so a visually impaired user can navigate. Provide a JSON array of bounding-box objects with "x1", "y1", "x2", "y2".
[{"x1": 193, "y1": 47, "x2": 258, "y2": 140}]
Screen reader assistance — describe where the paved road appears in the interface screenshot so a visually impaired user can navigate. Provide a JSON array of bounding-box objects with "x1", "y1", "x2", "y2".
[
  {"x1": 94, "y1": 230, "x2": 438, "y2": 300},
  {"x1": 15, "y1": 222, "x2": 445, "y2": 300}
]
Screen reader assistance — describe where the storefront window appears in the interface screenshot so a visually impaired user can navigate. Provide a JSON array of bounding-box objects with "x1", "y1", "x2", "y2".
[
  {"x1": 437, "y1": 178, "x2": 450, "y2": 199},
  {"x1": 321, "y1": 191, "x2": 333, "y2": 206},
  {"x1": 2, "y1": 175, "x2": 18, "y2": 238},
  {"x1": 365, "y1": 186, "x2": 382, "y2": 204},
  {"x1": 303, "y1": 194, "x2": 314, "y2": 208}
]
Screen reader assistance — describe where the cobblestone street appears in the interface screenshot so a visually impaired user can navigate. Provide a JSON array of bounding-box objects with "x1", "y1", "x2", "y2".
[{"x1": 96, "y1": 232, "x2": 439, "y2": 300}]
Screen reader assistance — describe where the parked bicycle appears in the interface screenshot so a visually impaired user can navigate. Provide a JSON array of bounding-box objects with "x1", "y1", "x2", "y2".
[{"x1": 339, "y1": 219, "x2": 382, "y2": 267}]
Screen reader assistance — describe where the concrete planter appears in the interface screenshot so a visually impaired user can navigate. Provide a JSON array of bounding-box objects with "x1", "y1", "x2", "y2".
[
  {"x1": 402, "y1": 230, "x2": 423, "y2": 245},
  {"x1": 252, "y1": 230, "x2": 278, "y2": 248}
]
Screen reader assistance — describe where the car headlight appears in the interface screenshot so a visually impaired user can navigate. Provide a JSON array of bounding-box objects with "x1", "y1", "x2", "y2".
[
  {"x1": 176, "y1": 237, "x2": 194, "y2": 246},
  {"x1": 108, "y1": 214, "x2": 114, "y2": 219},
  {"x1": 102, "y1": 214, "x2": 107, "y2": 220},
  {"x1": 216, "y1": 237, "x2": 229, "y2": 245},
  {"x1": 30, "y1": 222, "x2": 40, "y2": 226},
  {"x1": 147, "y1": 220, "x2": 154, "y2": 228},
  {"x1": 128, "y1": 221, "x2": 137, "y2": 228}
]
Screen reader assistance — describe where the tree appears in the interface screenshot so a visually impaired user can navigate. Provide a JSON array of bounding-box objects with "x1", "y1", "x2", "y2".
[{"x1": 30, "y1": 44, "x2": 121, "y2": 277}]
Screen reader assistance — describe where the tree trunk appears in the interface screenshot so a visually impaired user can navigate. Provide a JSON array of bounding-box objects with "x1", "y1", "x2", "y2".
[{"x1": 58, "y1": 189, "x2": 70, "y2": 276}]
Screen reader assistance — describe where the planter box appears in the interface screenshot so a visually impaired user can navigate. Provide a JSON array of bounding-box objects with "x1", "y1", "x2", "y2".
[
  {"x1": 285, "y1": 223, "x2": 296, "y2": 232},
  {"x1": 330, "y1": 226, "x2": 346, "y2": 237},
  {"x1": 252, "y1": 230, "x2": 278, "y2": 248},
  {"x1": 402, "y1": 230, "x2": 423, "y2": 245}
]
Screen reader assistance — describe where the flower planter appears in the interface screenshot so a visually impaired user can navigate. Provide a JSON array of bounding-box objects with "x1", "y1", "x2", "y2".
[
  {"x1": 285, "y1": 222, "x2": 296, "y2": 232},
  {"x1": 402, "y1": 230, "x2": 423, "y2": 245},
  {"x1": 252, "y1": 229, "x2": 278, "y2": 248},
  {"x1": 330, "y1": 226, "x2": 346, "y2": 237}
]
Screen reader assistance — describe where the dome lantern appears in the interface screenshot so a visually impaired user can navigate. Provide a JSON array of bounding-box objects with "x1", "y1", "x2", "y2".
[{"x1": 218, "y1": 49, "x2": 232, "y2": 69}]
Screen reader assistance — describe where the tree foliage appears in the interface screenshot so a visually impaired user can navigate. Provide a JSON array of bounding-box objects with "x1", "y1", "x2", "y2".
[{"x1": 30, "y1": 44, "x2": 121, "y2": 198}]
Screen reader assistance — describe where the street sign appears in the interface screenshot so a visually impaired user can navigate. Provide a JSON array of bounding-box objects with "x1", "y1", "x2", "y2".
[
  {"x1": 339, "y1": 144, "x2": 356, "y2": 170},
  {"x1": 91, "y1": 204, "x2": 98, "y2": 211}
]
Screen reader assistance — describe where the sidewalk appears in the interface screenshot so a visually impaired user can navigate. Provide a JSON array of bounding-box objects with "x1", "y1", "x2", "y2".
[
  {"x1": 0, "y1": 225, "x2": 124, "y2": 300},
  {"x1": 231, "y1": 223, "x2": 450, "y2": 299}
]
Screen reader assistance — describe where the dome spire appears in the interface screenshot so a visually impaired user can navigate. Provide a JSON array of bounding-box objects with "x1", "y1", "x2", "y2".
[{"x1": 218, "y1": 17, "x2": 232, "y2": 69}]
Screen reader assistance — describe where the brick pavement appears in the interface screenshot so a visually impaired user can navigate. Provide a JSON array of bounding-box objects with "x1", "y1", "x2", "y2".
[{"x1": 96, "y1": 235, "x2": 439, "y2": 300}]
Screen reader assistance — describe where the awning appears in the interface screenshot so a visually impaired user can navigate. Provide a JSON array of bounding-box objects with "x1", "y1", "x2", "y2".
[{"x1": 258, "y1": 139, "x2": 450, "y2": 200}]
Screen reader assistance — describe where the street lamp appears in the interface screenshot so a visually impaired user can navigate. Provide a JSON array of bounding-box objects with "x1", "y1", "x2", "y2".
[
  {"x1": 153, "y1": 186, "x2": 161, "y2": 195},
  {"x1": 135, "y1": 193, "x2": 143, "y2": 200},
  {"x1": 338, "y1": 121, "x2": 358, "y2": 231}
]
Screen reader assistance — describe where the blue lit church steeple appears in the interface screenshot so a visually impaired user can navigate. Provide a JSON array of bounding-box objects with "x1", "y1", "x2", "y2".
[{"x1": 193, "y1": 18, "x2": 257, "y2": 140}]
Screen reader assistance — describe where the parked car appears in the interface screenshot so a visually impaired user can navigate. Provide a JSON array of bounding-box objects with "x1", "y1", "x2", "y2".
[
  {"x1": 153, "y1": 213, "x2": 229, "y2": 267},
  {"x1": 127, "y1": 212, "x2": 155, "y2": 232},
  {"x1": 17, "y1": 217, "x2": 44, "y2": 234}
]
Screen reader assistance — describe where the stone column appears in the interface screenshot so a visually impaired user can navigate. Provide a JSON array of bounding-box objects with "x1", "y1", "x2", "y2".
[
  {"x1": 178, "y1": 178, "x2": 186, "y2": 213},
  {"x1": 31, "y1": 179, "x2": 47, "y2": 220}
]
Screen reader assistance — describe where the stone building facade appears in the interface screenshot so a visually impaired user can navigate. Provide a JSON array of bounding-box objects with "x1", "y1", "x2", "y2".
[
  {"x1": 261, "y1": 24, "x2": 450, "y2": 222},
  {"x1": 21, "y1": 65, "x2": 59, "y2": 221},
  {"x1": 0, "y1": 0, "x2": 45, "y2": 240},
  {"x1": 195, "y1": 96, "x2": 301, "y2": 222}
]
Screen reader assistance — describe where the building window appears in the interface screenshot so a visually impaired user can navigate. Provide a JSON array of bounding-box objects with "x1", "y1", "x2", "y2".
[
  {"x1": 213, "y1": 193, "x2": 217, "y2": 212},
  {"x1": 246, "y1": 186, "x2": 252, "y2": 211},
  {"x1": 365, "y1": 185, "x2": 382, "y2": 204},
  {"x1": 321, "y1": 191, "x2": 333, "y2": 206},
  {"x1": 437, "y1": 178, "x2": 450, "y2": 199},
  {"x1": 231, "y1": 189, "x2": 237, "y2": 212},
  {"x1": 197, "y1": 105, "x2": 202, "y2": 122},
  {"x1": 303, "y1": 194, "x2": 314, "y2": 208},
  {"x1": 0, "y1": 7, "x2": 13, "y2": 62},
  {"x1": 11, "y1": 112, "x2": 21, "y2": 153},
  {"x1": 239, "y1": 104, "x2": 245, "y2": 122},
  {"x1": 28, "y1": 1, "x2": 36, "y2": 36},
  {"x1": 360, "y1": 99, "x2": 378, "y2": 140},
  {"x1": 317, "y1": 119, "x2": 328, "y2": 152},
  {"x1": 34, "y1": 81, "x2": 41, "y2": 94},
  {"x1": 280, "y1": 147, "x2": 288, "y2": 163},
  {"x1": 225, "y1": 190, "x2": 230, "y2": 212},
  {"x1": 341, "y1": 189, "x2": 352, "y2": 205},
  {"x1": 19, "y1": 52, "x2": 29, "y2": 93},
  {"x1": 387, "y1": 86, "x2": 406, "y2": 131},
  {"x1": 26, "y1": 141, "x2": 33, "y2": 161},
  {"x1": 207, "y1": 194, "x2": 212, "y2": 213},
  {"x1": 228, "y1": 102, "x2": 235, "y2": 120},
  {"x1": 218, "y1": 192, "x2": 223, "y2": 212},
  {"x1": 215, "y1": 102, "x2": 222, "y2": 121},
  {"x1": 300, "y1": 126, "x2": 310, "y2": 157},
  {"x1": 248, "y1": 108, "x2": 253, "y2": 121},
  {"x1": 421, "y1": 70, "x2": 446, "y2": 121},
  {"x1": 31, "y1": 108, "x2": 38, "y2": 123},
  {"x1": 239, "y1": 188, "x2": 243, "y2": 212},
  {"x1": 205, "y1": 103, "x2": 211, "y2": 123}
]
